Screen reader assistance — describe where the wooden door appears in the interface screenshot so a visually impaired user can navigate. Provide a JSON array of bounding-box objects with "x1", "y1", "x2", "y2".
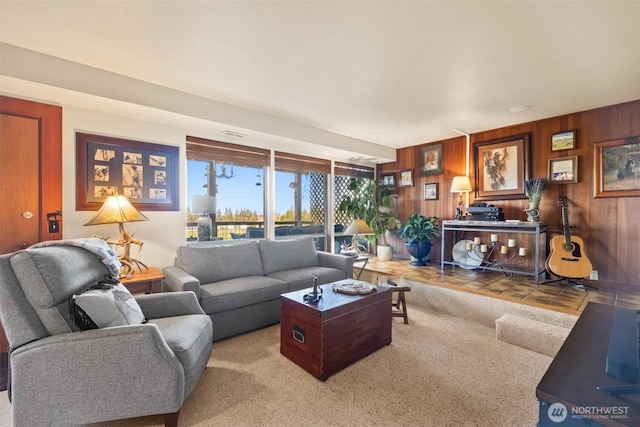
[
  {"x1": 0, "y1": 95, "x2": 62, "y2": 355},
  {"x1": 0, "y1": 114, "x2": 40, "y2": 252}
]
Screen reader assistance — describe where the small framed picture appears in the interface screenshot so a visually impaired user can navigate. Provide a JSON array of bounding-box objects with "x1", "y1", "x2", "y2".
[
  {"x1": 399, "y1": 170, "x2": 414, "y2": 187},
  {"x1": 551, "y1": 130, "x2": 576, "y2": 151},
  {"x1": 424, "y1": 183, "x2": 439, "y2": 200},
  {"x1": 421, "y1": 143, "x2": 443, "y2": 176},
  {"x1": 594, "y1": 135, "x2": 640, "y2": 198},
  {"x1": 548, "y1": 156, "x2": 578, "y2": 184},
  {"x1": 381, "y1": 173, "x2": 396, "y2": 187}
]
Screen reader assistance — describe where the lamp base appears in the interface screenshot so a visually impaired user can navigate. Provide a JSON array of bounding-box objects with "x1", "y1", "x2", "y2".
[
  {"x1": 349, "y1": 235, "x2": 368, "y2": 255},
  {"x1": 115, "y1": 223, "x2": 148, "y2": 279},
  {"x1": 454, "y1": 200, "x2": 469, "y2": 220},
  {"x1": 119, "y1": 255, "x2": 148, "y2": 279},
  {"x1": 197, "y1": 215, "x2": 212, "y2": 241},
  {"x1": 93, "y1": 222, "x2": 148, "y2": 279}
]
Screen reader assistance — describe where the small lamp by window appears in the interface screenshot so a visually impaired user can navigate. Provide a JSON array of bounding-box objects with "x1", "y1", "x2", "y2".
[
  {"x1": 84, "y1": 195, "x2": 149, "y2": 278},
  {"x1": 193, "y1": 195, "x2": 216, "y2": 241},
  {"x1": 450, "y1": 176, "x2": 472, "y2": 220},
  {"x1": 342, "y1": 219, "x2": 374, "y2": 256}
]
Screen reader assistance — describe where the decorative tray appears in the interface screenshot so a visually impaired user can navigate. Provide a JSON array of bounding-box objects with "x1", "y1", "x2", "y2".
[
  {"x1": 452, "y1": 240, "x2": 482, "y2": 270},
  {"x1": 331, "y1": 281, "x2": 376, "y2": 295}
]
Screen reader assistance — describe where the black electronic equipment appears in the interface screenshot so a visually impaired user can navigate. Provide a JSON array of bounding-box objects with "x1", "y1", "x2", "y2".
[
  {"x1": 467, "y1": 204, "x2": 504, "y2": 221},
  {"x1": 467, "y1": 206, "x2": 501, "y2": 213},
  {"x1": 596, "y1": 306, "x2": 640, "y2": 395},
  {"x1": 468, "y1": 212, "x2": 505, "y2": 221},
  {"x1": 606, "y1": 307, "x2": 638, "y2": 381}
]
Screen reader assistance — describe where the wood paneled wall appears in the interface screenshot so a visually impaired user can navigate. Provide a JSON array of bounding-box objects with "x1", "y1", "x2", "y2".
[{"x1": 378, "y1": 99, "x2": 640, "y2": 291}]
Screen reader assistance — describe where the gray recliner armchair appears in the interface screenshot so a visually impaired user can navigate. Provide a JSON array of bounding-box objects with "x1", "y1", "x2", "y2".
[{"x1": 0, "y1": 238, "x2": 213, "y2": 426}]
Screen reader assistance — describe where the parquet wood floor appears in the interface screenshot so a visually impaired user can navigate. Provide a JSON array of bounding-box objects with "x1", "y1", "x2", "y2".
[{"x1": 359, "y1": 257, "x2": 640, "y2": 315}]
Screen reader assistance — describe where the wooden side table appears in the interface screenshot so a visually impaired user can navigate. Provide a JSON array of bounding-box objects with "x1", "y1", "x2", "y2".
[
  {"x1": 376, "y1": 278, "x2": 411, "y2": 324},
  {"x1": 353, "y1": 256, "x2": 369, "y2": 279},
  {"x1": 120, "y1": 267, "x2": 164, "y2": 294},
  {"x1": 390, "y1": 286, "x2": 411, "y2": 324}
]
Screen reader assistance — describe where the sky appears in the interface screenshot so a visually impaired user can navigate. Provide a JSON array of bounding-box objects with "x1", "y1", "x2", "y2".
[{"x1": 187, "y1": 161, "x2": 310, "y2": 215}]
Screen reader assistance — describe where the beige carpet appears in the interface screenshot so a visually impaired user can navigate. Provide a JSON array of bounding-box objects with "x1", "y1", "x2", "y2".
[{"x1": 0, "y1": 304, "x2": 554, "y2": 427}]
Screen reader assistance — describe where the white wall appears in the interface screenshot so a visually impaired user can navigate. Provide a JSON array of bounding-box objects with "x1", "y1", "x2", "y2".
[
  {"x1": 62, "y1": 106, "x2": 188, "y2": 268},
  {"x1": 1, "y1": 76, "x2": 387, "y2": 268}
]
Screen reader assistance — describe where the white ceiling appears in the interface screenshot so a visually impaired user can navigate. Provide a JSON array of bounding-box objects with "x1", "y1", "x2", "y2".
[{"x1": 1, "y1": 1, "x2": 639, "y2": 162}]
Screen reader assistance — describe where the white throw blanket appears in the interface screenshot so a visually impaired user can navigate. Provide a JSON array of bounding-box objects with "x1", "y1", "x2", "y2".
[{"x1": 30, "y1": 237, "x2": 122, "y2": 278}]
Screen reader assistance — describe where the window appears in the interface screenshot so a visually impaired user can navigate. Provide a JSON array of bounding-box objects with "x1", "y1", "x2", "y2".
[
  {"x1": 333, "y1": 162, "x2": 375, "y2": 253},
  {"x1": 275, "y1": 151, "x2": 330, "y2": 249},
  {"x1": 186, "y1": 136, "x2": 269, "y2": 240},
  {"x1": 185, "y1": 137, "x2": 369, "y2": 251}
]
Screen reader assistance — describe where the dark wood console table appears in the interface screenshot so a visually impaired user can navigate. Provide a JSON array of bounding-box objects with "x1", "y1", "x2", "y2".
[{"x1": 536, "y1": 302, "x2": 640, "y2": 426}]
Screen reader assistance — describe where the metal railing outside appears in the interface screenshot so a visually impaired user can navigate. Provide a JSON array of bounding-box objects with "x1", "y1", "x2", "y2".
[{"x1": 187, "y1": 221, "x2": 318, "y2": 241}]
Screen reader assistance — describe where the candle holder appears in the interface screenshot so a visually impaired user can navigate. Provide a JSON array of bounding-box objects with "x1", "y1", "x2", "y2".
[{"x1": 464, "y1": 235, "x2": 527, "y2": 277}]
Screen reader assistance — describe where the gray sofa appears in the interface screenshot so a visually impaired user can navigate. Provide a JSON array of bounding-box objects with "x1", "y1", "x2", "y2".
[{"x1": 162, "y1": 237, "x2": 353, "y2": 341}]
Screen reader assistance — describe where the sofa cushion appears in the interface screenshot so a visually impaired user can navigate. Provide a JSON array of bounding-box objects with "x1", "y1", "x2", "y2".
[
  {"x1": 176, "y1": 241, "x2": 264, "y2": 284},
  {"x1": 199, "y1": 276, "x2": 288, "y2": 314},
  {"x1": 10, "y1": 247, "x2": 111, "y2": 335},
  {"x1": 70, "y1": 281, "x2": 146, "y2": 330},
  {"x1": 258, "y1": 237, "x2": 319, "y2": 276},
  {"x1": 147, "y1": 314, "x2": 213, "y2": 374},
  {"x1": 268, "y1": 266, "x2": 347, "y2": 292},
  {"x1": 146, "y1": 313, "x2": 213, "y2": 396}
]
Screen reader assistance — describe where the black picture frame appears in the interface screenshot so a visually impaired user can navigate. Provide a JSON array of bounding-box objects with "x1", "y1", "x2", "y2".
[
  {"x1": 381, "y1": 173, "x2": 396, "y2": 187},
  {"x1": 424, "y1": 183, "x2": 439, "y2": 200},
  {"x1": 593, "y1": 135, "x2": 640, "y2": 198},
  {"x1": 421, "y1": 143, "x2": 443, "y2": 176},
  {"x1": 474, "y1": 133, "x2": 531, "y2": 201},
  {"x1": 76, "y1": 132, "x2": 179, "y2": 211}
]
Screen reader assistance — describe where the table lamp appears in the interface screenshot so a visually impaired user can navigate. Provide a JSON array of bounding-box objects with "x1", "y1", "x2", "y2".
[
  {"x1": 193, "y1": 195, "x2": 216, "y2": 241},
  {"x1": 343, "y1": 219, "x2": 374, "y2": 255},
  {"x1": 84, "y1": 195, "x2": 149, "y2": 278},
  {"x1": 450, "y1": 176, "x2": 472, "y2": 220}
]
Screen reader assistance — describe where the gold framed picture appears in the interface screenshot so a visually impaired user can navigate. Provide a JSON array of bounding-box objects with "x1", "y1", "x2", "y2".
[{"x1": 551, "y1": 130, "x2": 576, "y2": 151}]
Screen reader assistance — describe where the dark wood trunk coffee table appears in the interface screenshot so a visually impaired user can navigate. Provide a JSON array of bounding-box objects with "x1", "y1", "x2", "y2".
[{"x1": 280, "y1": 280, "x2": 392, "y2": 381}]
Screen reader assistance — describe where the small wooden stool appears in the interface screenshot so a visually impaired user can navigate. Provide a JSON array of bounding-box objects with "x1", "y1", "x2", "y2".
[{"x1": 390, "y1": 286, "x2": 411, "y2": 324}]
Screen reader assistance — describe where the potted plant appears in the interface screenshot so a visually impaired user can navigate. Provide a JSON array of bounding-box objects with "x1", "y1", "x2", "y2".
[
  {"x1": 398, "y1": 214, "x2": 440, "y2": 266},
  {"x1": 523, "y1": 177, "x2": 549, "y2": 222},
  {"x1": 338, "y1": 178, "x2": 401, "y2": 261}
]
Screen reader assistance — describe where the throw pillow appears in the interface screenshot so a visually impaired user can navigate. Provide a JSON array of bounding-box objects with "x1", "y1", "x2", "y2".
[{"x1": 69, "y1": 275, "x2": 146, "y2": 330}]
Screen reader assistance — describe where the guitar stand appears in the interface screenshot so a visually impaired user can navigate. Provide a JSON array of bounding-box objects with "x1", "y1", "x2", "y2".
[{"x1": 543, "y1": 274, "x2": 598, "y2": 291}]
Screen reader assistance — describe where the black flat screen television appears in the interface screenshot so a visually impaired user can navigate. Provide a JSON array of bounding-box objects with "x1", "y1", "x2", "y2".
[{"x1": 596, "y1": 306, "x2": 640, "y2": 395}]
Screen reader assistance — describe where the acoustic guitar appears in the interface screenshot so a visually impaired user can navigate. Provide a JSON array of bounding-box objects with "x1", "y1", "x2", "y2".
[{"x1": 546, "y1": 197, "x2": 593, "y2": 279}]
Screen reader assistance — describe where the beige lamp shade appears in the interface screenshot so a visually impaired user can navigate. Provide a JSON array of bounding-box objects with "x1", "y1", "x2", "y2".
[
  {"x1": 192, "y1": 195, "x2": 216, "y2": 214},
  {"x1": 84, "y1": 195, "x2": 148, "y2": 226},
  {"x1": 84, "y1": 195, "x2": 148, "y2": 278},
  {"x1": 343, "y1": 219, "x2": 373, "y2": 235},
  {"x1": 450, "y1": 176, "x2": 472, "y2": 193}
]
